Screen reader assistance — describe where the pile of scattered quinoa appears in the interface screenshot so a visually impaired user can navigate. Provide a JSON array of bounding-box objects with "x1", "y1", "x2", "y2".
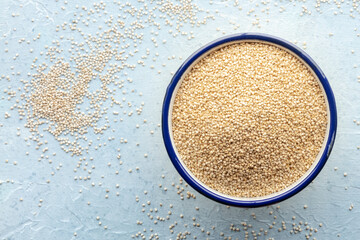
[{"x1": 172, "y1": 42, "x2": 328, "y2": 198}]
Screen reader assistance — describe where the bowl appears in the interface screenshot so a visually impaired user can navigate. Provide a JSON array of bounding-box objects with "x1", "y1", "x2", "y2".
[{"x1": 161, "y1": 33, "x2": 337, "y2": 207}]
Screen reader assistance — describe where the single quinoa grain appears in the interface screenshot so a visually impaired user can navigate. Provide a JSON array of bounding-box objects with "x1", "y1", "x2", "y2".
[{"x1": 172, "y1": 42, "x2": 327, "y2": 198}]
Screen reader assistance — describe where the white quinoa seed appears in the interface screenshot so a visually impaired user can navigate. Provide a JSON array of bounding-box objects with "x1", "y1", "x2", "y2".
[{"x1": 172, "y1": 42, "x2": 327, "y2": 198}]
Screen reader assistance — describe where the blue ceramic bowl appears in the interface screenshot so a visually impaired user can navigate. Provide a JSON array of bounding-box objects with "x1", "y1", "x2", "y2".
[{"x1": 162, "y1": 33, "x2": 337, "y2": 207}]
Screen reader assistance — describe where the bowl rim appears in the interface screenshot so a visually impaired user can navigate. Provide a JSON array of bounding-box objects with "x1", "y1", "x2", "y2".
[{"x1": 161, "y1": 32, "x2": 337, "y2": 207}]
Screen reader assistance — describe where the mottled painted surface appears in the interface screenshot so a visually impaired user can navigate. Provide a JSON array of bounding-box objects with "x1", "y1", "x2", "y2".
[{"x1": 0, "y1": 0, "x2": 359, "y2": 239}]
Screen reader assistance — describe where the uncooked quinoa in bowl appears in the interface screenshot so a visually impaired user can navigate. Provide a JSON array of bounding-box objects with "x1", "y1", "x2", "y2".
[{"x1": 162, "y1": 33, "x2": 337, "y2": 207}]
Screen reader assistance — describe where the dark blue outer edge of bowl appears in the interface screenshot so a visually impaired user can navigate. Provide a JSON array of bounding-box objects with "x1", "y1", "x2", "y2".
[{"x1": 161, "y1": 32, "x2": 337, "y2": 208}]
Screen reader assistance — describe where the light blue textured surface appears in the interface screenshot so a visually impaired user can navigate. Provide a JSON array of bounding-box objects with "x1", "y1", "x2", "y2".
[{"x1": 0, "y1": 0, "x2": 359, "y2": 239}]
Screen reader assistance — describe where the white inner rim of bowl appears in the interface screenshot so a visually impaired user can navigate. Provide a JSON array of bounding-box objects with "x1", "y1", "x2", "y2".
[{"x1": 168, "y1": 39, "x2": 331, "y2": 201}]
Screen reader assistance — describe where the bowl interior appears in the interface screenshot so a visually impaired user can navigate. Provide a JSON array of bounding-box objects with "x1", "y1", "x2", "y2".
[{"x1": 167, "y1": 39, "x2": 332, "y2": 202}]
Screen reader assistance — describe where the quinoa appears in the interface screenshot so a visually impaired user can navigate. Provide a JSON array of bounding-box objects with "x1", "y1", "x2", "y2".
[{"x1": 171, "y1": 42, "x2": 327, "y2": 198}]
